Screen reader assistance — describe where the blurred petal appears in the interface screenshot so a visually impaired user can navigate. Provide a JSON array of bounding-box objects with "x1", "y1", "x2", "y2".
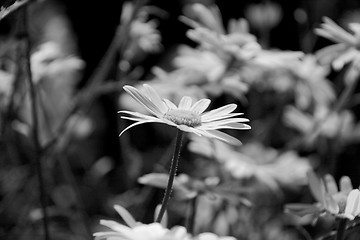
[
  {"x1": 345, "y1": 189, "x2": 360, "y2": 218},
  {"x1": 143, "y1": 84, "x2": 168, "y2": 114},
  {"x1": 178, "y1": 96, "x2": 192, "y2": 110},
  {"x1": 325, "y1": 174, "x2": 339, "y2": 195},
  {"x1": 201, "y1": 104, "x2": 237, "y2": 122},
  {"x1": 340, "y1": 176, "x2": 353, "y2": 195},
  {"x1": 191, "y1": 99, "x2": 211, "y2": 114},
  {"x1": 114, "y1": 205, "x2": 137, "y2": 228},
  {"x1": 308, "y1": 171, "x2": 325, "y2": 204}
]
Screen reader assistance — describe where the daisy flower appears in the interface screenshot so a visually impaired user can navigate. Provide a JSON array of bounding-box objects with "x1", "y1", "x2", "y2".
[
  {"x1": 315, "y1": 17, "x2": 360, "y2": 70},
  {"x1": 119, "y1": 84, "x2": 250, "y2": 145},
  {"x1": 286, "y1": 172, "x2": 360, "y2": 222},
  {"x1": 94, "y1": 205, "x2": 237, "y2": 240}
]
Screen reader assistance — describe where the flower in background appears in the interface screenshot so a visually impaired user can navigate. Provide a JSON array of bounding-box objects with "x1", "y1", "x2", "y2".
[
  {"x1": 315, "y1": 17, "x2": 360, "y2": 70},
  {"x1": 139, "y1": 173, "x2": 251, "y2": 205},
  {"x1": 175, "y1": 3, "x2": 302, "y2": 99},
  {"x1": 0, "y1": 68, "x2": 14, "y2": 108},
  {"x1": 173, "y1": 46, "x2": 249, "y2": 98},
  {"x1": 94, "y1": 204, "x2": 187, "y2": 240},
  {"x1": 286, "y1": 172, "x2": 360, "y2": 221},
  {"x1": 94, "y1": 205, "x2": 236, "y2": 240},
  {"x1": 120, "y1": 1, "x2": 162, "y2": 69},
  {"x1": 31, "y1": 41, "x2": 85, "y2": 83},
  {"x1": 283, "y1": 105, "x2": 355, "y2": 143},
  {"x1": 119, "y1": 84, "x2": 250, "y2": 145},
  {"x1": 188, "y1": 139, "x2": 311, "y2": 193},
  {"x1": 245, "y1": 2, "x2": 282, "y2": 32},
  {"x1": 291, "y1": 55, "x2": 334, "y2": 109}
]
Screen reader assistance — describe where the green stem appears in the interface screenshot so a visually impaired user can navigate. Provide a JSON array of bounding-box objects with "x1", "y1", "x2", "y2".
[
  {"x1": 336, "y1": 218, "x2": 347, "y2": 240},
  {"x1": 21, "y1": 7, "x2": 50, "y2": 240},
  {"x1": 156, "y1": 129, "x2": 184, "y2": 223}
]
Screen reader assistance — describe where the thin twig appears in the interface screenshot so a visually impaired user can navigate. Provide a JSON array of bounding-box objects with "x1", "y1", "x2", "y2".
[{"x1": 21, "y1": 7, "x2": 50, "y2": 240}]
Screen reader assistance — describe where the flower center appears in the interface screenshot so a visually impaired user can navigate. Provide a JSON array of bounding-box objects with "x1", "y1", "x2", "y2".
[{"x1": 163, "y1": 109, "x2": 201, "y2": 127}]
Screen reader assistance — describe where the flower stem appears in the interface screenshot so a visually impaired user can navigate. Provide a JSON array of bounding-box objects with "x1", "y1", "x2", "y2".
[
  {"x1": 336, "y1": 218, "x2": 347, "y2": 240},
  {"x1": 21, "y1": 7, "x2": 50, "y2": 240},
  {"x1": 156, "y1": 129, "x2": 184, "y2": 223},
  {"x1": 186, "y1": 196, "x2": 198, "y2": 234}
]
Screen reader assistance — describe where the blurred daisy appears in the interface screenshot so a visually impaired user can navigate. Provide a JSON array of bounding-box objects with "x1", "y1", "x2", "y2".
[
  {"x1": 188, "y1": 139, "x2": 310, "y2": 192},
  {"x1": 315, "y1": 17, "x2": 360, "y2": 70},
  {"x1": 286, "y1": 172, "x2": 360, "y2": 221},
  {"x1": 94, "y1": 205, "x2": 187, "y2": 240},
  {"x1": 94, "y1": 204, "x2": 236, "y2": 240},
  {"x1": 119, "y1": 84, "x2": 250, "y2": 145}
]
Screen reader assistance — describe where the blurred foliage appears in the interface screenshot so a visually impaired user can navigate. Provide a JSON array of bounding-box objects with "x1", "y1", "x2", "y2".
[{"x1": 1, "y1": 0, "x2": 360, "y2": 239}]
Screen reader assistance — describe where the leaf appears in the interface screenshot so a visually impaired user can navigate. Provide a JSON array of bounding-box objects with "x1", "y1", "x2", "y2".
[{"x1": 285, "y1": 203, "x2": 323, "y2": 217}]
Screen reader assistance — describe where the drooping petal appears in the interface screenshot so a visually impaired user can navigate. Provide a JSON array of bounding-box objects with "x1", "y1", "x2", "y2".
[
  {"x1": 178, "y1": 96, "x2": 193, "y2": 110},
  {"x1": 143, "y1": 84, "x2": 168, "y2": 114},
  {"x1": 344, "y1": 189, "x2": 360, "y2": 218},
  {"x1": 114, "y1": 205, "x2": 138, "y2": 228},
  {"x1": 123, "y1": 85, "x2": 164, "y2": 117},
  {"x1": 205, "y1": 129, "x2": 242, "y2": 145},
  {"x1": 191, "y1": 99, "x2": 211, "y2": 114},
  {"x1": 119, "y1": 119, "x2": 165, "y2": 136},
  {"x1": 119, "y1": 110, "x2": 163, "y2": 122},
  {"x1": 201, "y1": 104, "x2": 237, "y2": 122}
]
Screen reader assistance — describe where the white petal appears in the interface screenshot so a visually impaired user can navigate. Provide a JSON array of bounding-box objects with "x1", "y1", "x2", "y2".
[
  {"x1": 332, "y1": 49, "x2": 357, "y2": 70},
  {"x1": 143, "y1": 84, "x2": 168, "y2": 114},
  {"x1": 201, "y1": 118, "x2": 249, "y2": 126},
  {"x1": 114, "y1": 205, "x2": 137, "y2": 228},
  {"x1": 200, "y1": 122, "x2": 251, "y2": 130},
  {"x1": 323, "y1": 193, "x2": 339, "y2": 214},
  {"x1": 100, "y1": 220, "x2": 132, "y2": 233},
  {"x1": 178, "y1": 96, "x2": 193, "y2": 110},
  {"x1": 190, "y1": 99, "x2": 211, "y2": 114},
  {"x1": 205, "y1": 129, "x2": 242, "y2": 145},
  {"x1": 345, "y1": 189, "x2": 360, "y2": 217},
  {"x1": 163, "y1": 99, "x2": 177, "y2": 109},
  {"x1": 123, "y1": 85, "x2": 163, "y2": 117},
  {"x1": 119, "y1": 110, "x2": 162, "y2": 121},
  {"x1": 201, "y1": 104, "x2": 238, "y2": 122},
  {"x1": 94, "y1": 231, "x2": 129, "y2": 240},
  {"x1": 119, "y1": 119, "x2": 165, "y2": 136}
]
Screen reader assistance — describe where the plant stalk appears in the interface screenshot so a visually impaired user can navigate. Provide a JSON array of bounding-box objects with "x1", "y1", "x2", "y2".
[
  {"x1": 156, "y1": 129, "x2": 184, "y2": 223},
  {"x1": 21, "y1": 7, "x2": 50, "y2": 240},
  {"x1": 186, "y1": 196, "x2": 198, "y2": 234},
  {"x1": 336, "y1": 218, "x2": 347, "y2": 240}
]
